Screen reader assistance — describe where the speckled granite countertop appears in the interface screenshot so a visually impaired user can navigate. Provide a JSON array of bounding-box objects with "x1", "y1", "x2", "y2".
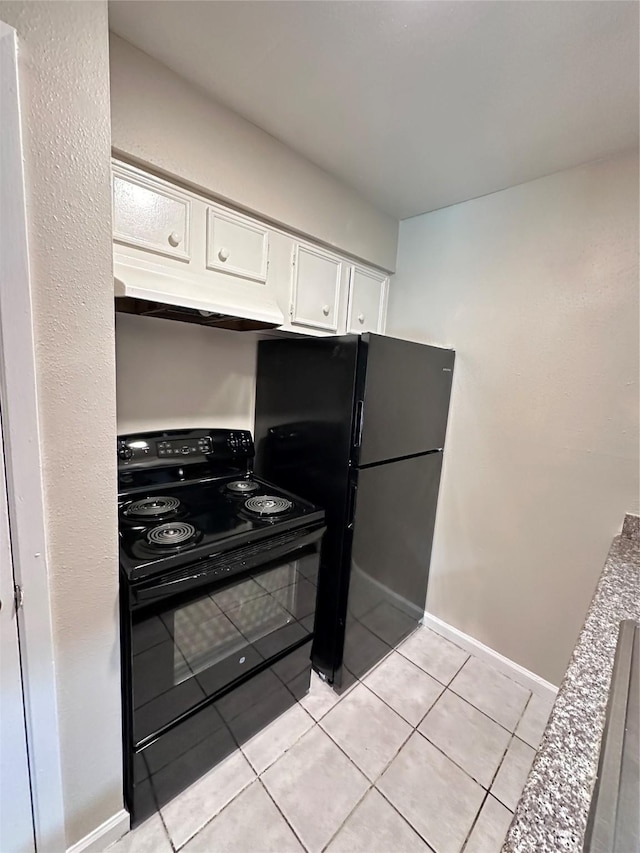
[{"x1": 503, "y1": 515, "x2": 639, "y2": 853}]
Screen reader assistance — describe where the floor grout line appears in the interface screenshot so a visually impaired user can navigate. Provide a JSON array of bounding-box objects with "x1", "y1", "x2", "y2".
[
  {"x1": 458, "y1": 719, "x2": 522, "y2": 852},
  {"x1": 429, "y1": 684, "x2": 527, "y2": 737},
  {"x1": 323, "y1": 698, "x2": 415, "y2": 785},
  {"x1": 318, "y1": 784, "x2": 372, "y2": 852},
  {"x1": 157, "y1": 808, "x2": 177, "y2": 853},
  {"x1": 258, "y1": 777, "x2": 311, "y2": 852},
  {"x1": 372, "y1": 784, "x2": 437, "y2": 852},
  {"x1": 360, "y1": 663, "x2": 448, "y2": 726},
  {"x1": 395, "y1": 645, "x2": 470, "y2": 688},
  {"x1": 469, "y1": 689, "x2": 537, "y2": 826},
  {"x1": 172, "y1": 772, "x2": 257, "y2": 852}
]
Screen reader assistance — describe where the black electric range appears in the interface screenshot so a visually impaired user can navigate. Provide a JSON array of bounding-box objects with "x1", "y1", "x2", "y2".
[
  {"x1": 119, "y1": 474, "x2": 324, "y2": 581},
  {"x1": 118, "y1": 428, "x2": 325, "y2": 825}
]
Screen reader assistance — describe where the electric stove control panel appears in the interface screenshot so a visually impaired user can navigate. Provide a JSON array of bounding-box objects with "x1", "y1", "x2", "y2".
[{"x1": 117, "y1": 428, "x2": 254, "y2": 468}]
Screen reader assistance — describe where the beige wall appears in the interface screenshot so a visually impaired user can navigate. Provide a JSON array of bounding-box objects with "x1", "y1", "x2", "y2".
[
  {"x1": 387, "y1": 152, "x2": 639, "y2": 685},
  {"x1": 116, "y1": 315, "x2": 256, "y2": 434},
  {"x1": 109, "y1": 34, "x2": 398, "y2": 272},
  {"x1": 0, "y1": 1, "x2": 121, "y2": 847}
]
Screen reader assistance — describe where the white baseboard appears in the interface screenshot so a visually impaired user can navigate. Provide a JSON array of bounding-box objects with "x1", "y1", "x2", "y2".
[
  {"x1": 66, "y1": 809, "x2": 130, "y2": 853},
  {"x1": 421, "y1": 612, "x2": 558, "y2": 702}
]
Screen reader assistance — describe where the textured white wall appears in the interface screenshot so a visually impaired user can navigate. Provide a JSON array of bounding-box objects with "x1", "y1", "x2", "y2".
[
  {"x1": 388, "y1": 152, "x2": 639, "y2": 685},
  {"x1": 0, "y1": 1, "x2": 121, "y2": 847},
  {"x1": 116, "y1": 315, "x2": 256, "y2": 434},
  {"x1": 109, "y1": 34, "x2": 398, "y2": 272}
]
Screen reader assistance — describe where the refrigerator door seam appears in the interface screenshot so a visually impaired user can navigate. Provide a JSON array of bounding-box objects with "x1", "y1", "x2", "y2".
[{"x1": 357, "y1": 448, "x2": 443, "y2": 470}]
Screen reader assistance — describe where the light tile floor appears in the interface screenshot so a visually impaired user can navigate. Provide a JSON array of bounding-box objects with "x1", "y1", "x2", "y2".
[{"x1": 106, "y1": 627, "x2": 554, "y2": 853}]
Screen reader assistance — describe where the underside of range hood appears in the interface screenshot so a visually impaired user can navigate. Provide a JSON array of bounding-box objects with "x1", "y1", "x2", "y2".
[{"x1": 115, "y1": 295, "x2": 279, "y2": 331}]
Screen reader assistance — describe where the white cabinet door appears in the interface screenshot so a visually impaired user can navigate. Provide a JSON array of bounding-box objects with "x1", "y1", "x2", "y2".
[
  {"x1": 206, "y1": 207, "x2": 269, "y2": 282},
  {"x1": 347, "y1": 266, "x2": 388, "y2": 334},
  {"x1": 291, "y1": 244, "x2": 343, "y2": 332},
  {"x1": 112, "y1": 166, "x2": 191, "y2": 262}
]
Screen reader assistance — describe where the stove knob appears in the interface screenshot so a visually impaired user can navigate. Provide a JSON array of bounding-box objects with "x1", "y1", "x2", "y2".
[
  {"x1": 181, "y1": 446, "x2": 190, "y2": 454},
  {"x1": 118, "y1": 446, "x2": 133, "y2": 461}
]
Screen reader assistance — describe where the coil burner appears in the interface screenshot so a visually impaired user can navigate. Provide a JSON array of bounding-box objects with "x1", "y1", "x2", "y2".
[
  {"x1": 146, "y1": 522, "x2": 200, "y2": 550},
  {"x1": 124, "y1": 496, "x2": 181, "y2": 520},
  {"x1": 226, "y1": 480, "x2": 260, "y2": 495},
  {"x1": 243, "y1": 495, "x2": 293, "y2": 519}
]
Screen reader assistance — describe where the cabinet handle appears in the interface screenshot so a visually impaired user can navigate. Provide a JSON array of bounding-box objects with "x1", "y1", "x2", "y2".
[
  {"x1": 218, "y1": 247, "x2": 230, "y2": 262},
  {"x1": 358, "y1": 313, "x2": 365, "y2": 324},
  {"x1": 322, "y1": 305, "x2": 330, "y2": 316},
  {"x1": 168, "y1": 231, "x2": 182, "y2": 248}
]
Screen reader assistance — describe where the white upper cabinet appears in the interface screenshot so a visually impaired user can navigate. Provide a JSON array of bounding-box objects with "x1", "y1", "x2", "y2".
[
  {"x1": 206, "y1": 206, "x2": 269, "y2": 283},
  {"x1": 111, "y1": 159, "x2": 391, "y2": 334},
  {"x1": 347, "y1": 266, "x2": 388, "y2": 334},
  {"x1": 112, "y1": 165, "x2": 191, "y2": 262},
  {"x1": 291, "y1": 243, "x2": 344, "y2": 333}
]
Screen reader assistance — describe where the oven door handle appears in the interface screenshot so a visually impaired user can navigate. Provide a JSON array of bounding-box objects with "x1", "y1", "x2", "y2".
[
  {"x1": 131, "y1": 525, "x2": 326, "y2": 605},
  {"x1": 135, "y1": 568, "x2": 216, "y2": 602}
]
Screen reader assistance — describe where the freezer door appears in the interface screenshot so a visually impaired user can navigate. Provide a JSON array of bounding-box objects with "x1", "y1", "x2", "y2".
[
  {"x1": 357, "y1": 334, "x2": 454, "y2": 466},
  {"x1": 341, "y1": 451, "x2": 443, "y2": 685},
  {"x1": 254, "y1": 335, "x2": 358, "y2": 506}
]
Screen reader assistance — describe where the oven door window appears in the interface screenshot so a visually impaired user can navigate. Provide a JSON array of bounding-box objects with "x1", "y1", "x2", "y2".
[{"x1": 131, "y1": 551, "x2": 318, "y2": 745}]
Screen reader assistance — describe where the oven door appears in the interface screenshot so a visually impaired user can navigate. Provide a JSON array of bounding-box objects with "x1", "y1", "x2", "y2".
[{"x1": 129, "y1": 539, "x2": 321, "y2": 747}]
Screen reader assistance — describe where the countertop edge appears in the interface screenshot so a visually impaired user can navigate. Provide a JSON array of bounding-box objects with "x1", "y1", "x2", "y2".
[{"x1": 503, "y1": 519, "x2": 639, "y2": 853}]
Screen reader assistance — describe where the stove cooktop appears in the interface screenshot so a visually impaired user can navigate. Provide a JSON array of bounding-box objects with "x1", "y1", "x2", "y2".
[{"x1": 118, "y1": 474, "x2": 324, "y2": 581}]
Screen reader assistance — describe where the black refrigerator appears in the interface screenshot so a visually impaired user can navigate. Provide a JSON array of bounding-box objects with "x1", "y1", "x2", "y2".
[{"x1": 254, "y1": 333, "x2": 455, "y2": 689}]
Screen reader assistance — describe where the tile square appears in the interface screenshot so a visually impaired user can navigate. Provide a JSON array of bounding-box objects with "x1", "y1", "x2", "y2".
[
  {"x1": 160, "y1": 748, "x2": 255, "y2": 849},
  {"x1": 261, "y1": 726, "x2": 369, "y2": 853},
  {"x1": 419, "y1": 690, "x2": 511, "y2": 788},
  {"x1": 181, "y1": 780, "x2": 304, "y2": 852},
  {"x1": 378, "y1": 732, "x2": 484, "y2": 853},
  {"x1": 326, "y1": 788, "x2": 431, "y2": 852},
  {"x1": 321, "y1": 683, "x2": 412, "y2": 780},
  {"x1": 515, "y1": 693, "x2": 555, "y2": 749},
  {"x1": 241, "y1": 700, "x2": 314, "y2": 774},
  {"x1": 464, "y1": 795, "x2": 513, "y2": 853},
  {"x1": 398, "y1": 627, "x2": 469, "y2": 684},
  {"x1": 364, "y1": 651, "x2": 444, "y2": 726},
  {"x1": 491, "y1": 737, "x2": 536, "y2": 811},
  {"x1": 450, "y1": 658, "x2": 530, "y2": 731},
  {"x1": 299, "y1": 670, "x2": 341, "y2": 721},
  {"x1": 106, "y1": 814, "x2": 171, "y2": 853}
]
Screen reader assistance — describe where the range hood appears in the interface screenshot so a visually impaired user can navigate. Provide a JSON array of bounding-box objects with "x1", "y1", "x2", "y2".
[{"x1": 114, "y1": 258, "x2": 285, "y2": 332}]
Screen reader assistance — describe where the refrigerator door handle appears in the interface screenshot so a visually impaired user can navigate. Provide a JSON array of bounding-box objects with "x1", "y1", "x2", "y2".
[{"x1": 353, "y1": 400, "x2": 364, "y2": 448}]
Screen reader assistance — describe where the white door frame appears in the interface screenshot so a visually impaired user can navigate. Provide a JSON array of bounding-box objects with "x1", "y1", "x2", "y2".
[{"x1": 0, "y1": 21, "x2": 66, "y2": 852}]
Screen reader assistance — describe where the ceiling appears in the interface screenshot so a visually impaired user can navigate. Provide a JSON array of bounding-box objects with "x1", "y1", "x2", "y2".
[{"x1": 109, "y1": 1, "x2": 639, "y2": 220}]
